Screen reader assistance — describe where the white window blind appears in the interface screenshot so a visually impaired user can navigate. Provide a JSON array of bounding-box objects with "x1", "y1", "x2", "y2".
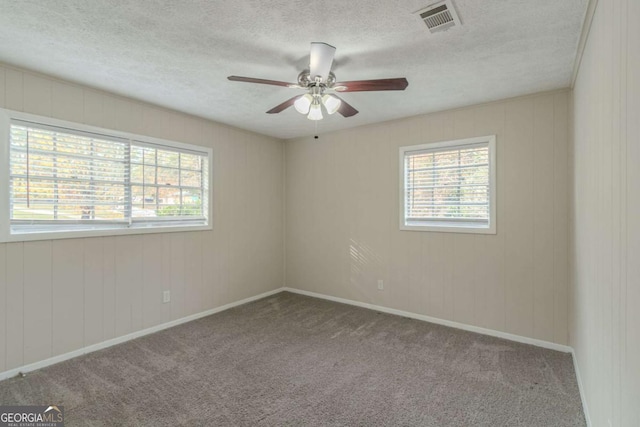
[
  {"x1": 129, "y1": 141, "x2": 208, "y2": 224},
  {"x1": 6, "y1": 117, "x2": 210, "y2": 239},
  {"x1": 400, "y1": 136, "x2": 496, "y2": 233}
]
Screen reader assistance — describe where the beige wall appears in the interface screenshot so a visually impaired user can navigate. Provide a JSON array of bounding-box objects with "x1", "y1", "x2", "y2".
[
  {"x1": 0, "y1": 64, "x2": 284, "y2": 373},
  {"x1": 286, "y1": 90, "x2": 570, "y2": 345},
  {"x1": 571, "y1": 0, "x2": 640, "y2": 425}
]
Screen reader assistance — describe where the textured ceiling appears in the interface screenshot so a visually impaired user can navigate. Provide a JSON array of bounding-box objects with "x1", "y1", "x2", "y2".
[{"x1": 0, "y1": 0, "x2": 587, "y2": 139}]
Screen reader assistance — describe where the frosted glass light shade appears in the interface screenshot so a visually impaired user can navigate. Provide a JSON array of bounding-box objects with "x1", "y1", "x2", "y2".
[
  {"x1": 294, "y1": 94, "x2": 313, "y2": 114},
  {"x1": 322, "y1": 94, "x2": 341, "y2": 115},
  {"x1": 307, "y1": 103, "x2": 323, "y2": 120}
]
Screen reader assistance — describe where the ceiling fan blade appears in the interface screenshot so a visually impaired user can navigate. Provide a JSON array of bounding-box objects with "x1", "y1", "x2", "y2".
[
  {"x1": 309, "y1": 42, "x2": 336, "y2": 82},
  {"x1": 228, "y1": 76, "x2": 298, "y2": 88},
  {"x1": 333, "y1": 78, "x2": 409, "y2": 92},
  {"x1": 332, "y1": 95, "x2": 359, "y2": 118},
  {"x1": 266, "y1": 95, "x2": 301, "y2": 114}
]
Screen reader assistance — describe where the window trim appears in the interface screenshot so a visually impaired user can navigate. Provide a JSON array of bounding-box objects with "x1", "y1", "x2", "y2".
[
  {"x1": 0, "y1": 108, "x2": 213, "y2": 243},
  {"x1": 399, "y1": 135, "x2": 496, "y2": 234}
]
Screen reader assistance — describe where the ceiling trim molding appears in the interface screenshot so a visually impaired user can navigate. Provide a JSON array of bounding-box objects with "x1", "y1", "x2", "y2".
[{"x1": 571, "y1": 0, "x2": 599, "y2": 88}]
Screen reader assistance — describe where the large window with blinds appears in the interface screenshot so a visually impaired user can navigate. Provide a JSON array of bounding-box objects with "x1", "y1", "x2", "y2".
[
  {"x1": 1, "y1": 111, "x2": 211, "y2": 241},
  {"x1": 399, "y1": 135, "x2": 496, "y2": 234}
]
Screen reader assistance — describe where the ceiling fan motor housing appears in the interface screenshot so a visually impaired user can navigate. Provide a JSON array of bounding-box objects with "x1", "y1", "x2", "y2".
[{"x1": 298, "y1": 70, "x2": 336, "y2": 88}]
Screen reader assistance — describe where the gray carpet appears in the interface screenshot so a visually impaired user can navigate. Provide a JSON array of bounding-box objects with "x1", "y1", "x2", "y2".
[{"x1": 0, "y1": 292, "x2": 585, "y2": 426}]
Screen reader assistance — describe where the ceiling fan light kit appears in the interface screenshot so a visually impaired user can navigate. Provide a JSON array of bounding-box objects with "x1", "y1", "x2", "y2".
[
  {"x1": 322, "y1": 94, "x2": 341, "y2": 115},
  {"x1": 228, "y1": 42, "x2": 409, "y2": 121},
  {"x1": 292, "y1": 86, "x2": 342, "y2": 119},
  {"x1": 294, "y1": 94, "x2": 313, "y2": 114},
  {"x1": 308, "y1": 102, "x2": 323, "y2": 121}
]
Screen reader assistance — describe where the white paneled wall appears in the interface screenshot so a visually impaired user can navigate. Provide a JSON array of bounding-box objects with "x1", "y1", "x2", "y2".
[
  {"x1": 286, "y1": 90, "x2": 570, "y2": 345},
  {"x1": 0, "y1": 64, "x2": 284, "y2": 373},
  {"x1": 571, "y1": 0, "x2": 640, "y2": 425}
]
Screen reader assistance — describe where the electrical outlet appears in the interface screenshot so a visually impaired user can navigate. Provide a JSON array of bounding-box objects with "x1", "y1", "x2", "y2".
[
  {"x1": 163, "y1": 290, "x2": 171, "y2": 303},
  {"x1": 377, "y1": 279, "x2": 384, "y2": 291}
]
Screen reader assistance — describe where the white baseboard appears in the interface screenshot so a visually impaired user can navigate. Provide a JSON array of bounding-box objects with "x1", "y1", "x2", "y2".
[
  {"x1": 571, "y1": 349, "x2": 592, "y2": 427},
  {"x1": 282, "y1": 287, "x2": 573, "y2": 353},
  {"x1": 0, "y1": 287, "x2": 285, "y2": 382}
]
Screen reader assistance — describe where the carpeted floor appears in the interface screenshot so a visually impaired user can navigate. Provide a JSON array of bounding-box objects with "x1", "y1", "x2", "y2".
[{"x1": 0, "y1": 292, "x2": 585, "y2": 426}]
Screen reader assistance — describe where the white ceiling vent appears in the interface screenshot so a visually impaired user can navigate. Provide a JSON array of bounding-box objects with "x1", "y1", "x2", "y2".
[{"x1": 415, "y1": 0, "x2": 461, "y2": 33}]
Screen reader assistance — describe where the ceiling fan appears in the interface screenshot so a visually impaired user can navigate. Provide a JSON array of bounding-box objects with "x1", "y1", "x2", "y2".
[{"x1": 227, "y1": 42, "x2": 409, "y2": 121}]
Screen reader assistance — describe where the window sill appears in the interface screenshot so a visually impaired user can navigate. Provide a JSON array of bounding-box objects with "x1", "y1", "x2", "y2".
[
  {"x1": 1, "y1": 223, "x2": 212, "y2": 243},
  {"x1": 400, "y1": 221, "x2": 496, "y2": 235}
]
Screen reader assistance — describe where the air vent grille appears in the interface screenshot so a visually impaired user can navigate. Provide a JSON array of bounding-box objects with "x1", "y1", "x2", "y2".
[{"x1": 415, "y1": 0, "x2": 461, "y2": 33}]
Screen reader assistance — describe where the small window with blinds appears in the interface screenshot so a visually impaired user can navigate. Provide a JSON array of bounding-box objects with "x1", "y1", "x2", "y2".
[
  {"x1": 399, "y1": 136, "x2": 496, "y2": 234},
  {"x1": 1, "y1": 112, "x2": 211, "y2": 241}
]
